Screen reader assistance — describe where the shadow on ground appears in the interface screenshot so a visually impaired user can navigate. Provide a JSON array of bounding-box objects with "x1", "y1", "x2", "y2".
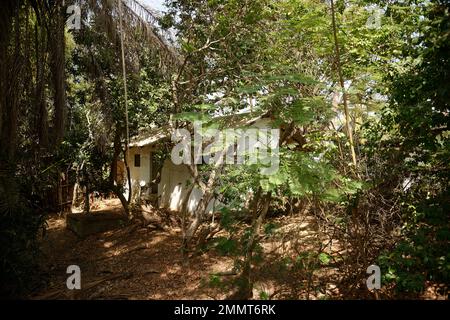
[{"x1": 31, "y1": 199, "x2": 234, "y2": 300}]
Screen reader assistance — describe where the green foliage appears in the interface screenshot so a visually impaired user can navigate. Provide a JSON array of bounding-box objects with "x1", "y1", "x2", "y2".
[
  {"x1": 208, "y1": 274, "x2": 224, "y2": 289},
  {"x1": 318, "y1": 253, "x2": 331, "y2": 266},
  {"x1": 293, "y1": 251, "x2": 333, "y2": 271},
  {"x1": 364, "y1": 0, "x2": 450, "y2": 295},
  {"x1": 0, "y1": 166, "x2": 46, "y2": 298},
  {"x1": 218, "y1": 207, "x2": 237, "y2": 233},
  {"x1": 264, "y1": 222, "x2": 278, "y2": 235},
  {"x1": 259, "y1": 290, "x2": 270, "y2": 300},
  {"x1": 379, "y1": 191, "x2": 450, "y2": 293},
  {"x1": 173, "y1": 112, "x2": 212, "y2": 123},
  {"x1": 213, "y1": 237, "x2": 239, "y2": 256}
]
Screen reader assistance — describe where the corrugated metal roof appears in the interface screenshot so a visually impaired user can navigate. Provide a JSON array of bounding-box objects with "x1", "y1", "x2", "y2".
[
  {"x1": 129, "y1": 111, "x2": 270, "y2": 147},
  {"x1": 129, "y1": 127, "x2": 170, "y2": 147}
]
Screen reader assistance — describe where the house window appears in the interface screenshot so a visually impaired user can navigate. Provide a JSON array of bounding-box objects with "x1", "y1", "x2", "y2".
[{"x1": 134, "y1": 154, "x2": 141, "y2": 167}]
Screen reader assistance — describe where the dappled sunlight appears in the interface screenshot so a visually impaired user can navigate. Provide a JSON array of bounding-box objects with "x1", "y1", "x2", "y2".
[
  {"x1": 33, "y1": 201, "x2": 236, "y2": 299},
  {"x1": 2, "y1": 0, "x2": 448, "y2": 301}
]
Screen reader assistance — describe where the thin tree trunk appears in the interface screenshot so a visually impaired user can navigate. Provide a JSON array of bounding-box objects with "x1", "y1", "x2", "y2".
[
  {"x1": 330, "y1": 0, "x2": 357, "y2": 167},
  {"x1": 182, "y1": 178, "x2": 216, "y2": 252},
  {"x1": 110, "y1": 129, "x2": 122, "y2": 187},
  {"x1": 182, "y1": 165, "x2": 222, "y2": 254},
  {"x1": 116, "y1": 186, "x2": 130, "y2": 216},
  {"x1": 229, "y1": 190, "x2": 271, "y2": 300},
  {"x1": 84, "y1": 186, "x2": 90, "y2": 214},
  {"x1": 35, "y1": 23, "x2": 49, "y2": 149},
  {"x1": 3, "y1": 8, "x2": 22, "y2": 161},
  {"x1": 180, "y1": 181, "x2": 196, "y2": 248},
  {"x1": 72, "y1": 182, "x2": 82, "y2": 209},
  {"x1": 110, "y1": 128, "x2": 130, "y2": 216},
  {"x1": 124, "y1": 148, "x2": 132, "y2": 205},
  {"x1": 118, "y1": 0, "x2": 132, "y2": 207}
]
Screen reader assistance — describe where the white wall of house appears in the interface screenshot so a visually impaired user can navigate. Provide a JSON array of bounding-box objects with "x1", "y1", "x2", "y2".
[
  {"x1": 124, "y1": 145, "x2": 155, "y2": 199},
  {"x1": 158, "y1": 159, "x2": 217, "y2": 214},
  {"x1": 125, "y1": 149, "x2": 217, "y2": 214}
]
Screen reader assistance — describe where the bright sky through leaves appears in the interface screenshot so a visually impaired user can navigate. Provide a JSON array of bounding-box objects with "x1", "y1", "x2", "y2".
[{"x1": 140, "y1": 0, "x2": 166, "y2": 12}]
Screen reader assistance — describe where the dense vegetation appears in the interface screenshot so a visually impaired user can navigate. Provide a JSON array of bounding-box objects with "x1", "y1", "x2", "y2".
[{"x1": 0, "y1": 0, "x2": 448, "y2": 299}]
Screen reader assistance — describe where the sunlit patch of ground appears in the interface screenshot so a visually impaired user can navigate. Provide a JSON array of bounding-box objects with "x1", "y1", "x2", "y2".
[
  {"x1": 32, "y1": 201, "x2": 234, "y2": 300},
  {"x1": 31, "y1": 200, "x2": 447, "y2": 300}
]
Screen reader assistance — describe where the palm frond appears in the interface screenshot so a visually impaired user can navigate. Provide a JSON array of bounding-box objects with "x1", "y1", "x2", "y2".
[{"x1": 85, "y1": 0, "x2": 180, "y2": 74}]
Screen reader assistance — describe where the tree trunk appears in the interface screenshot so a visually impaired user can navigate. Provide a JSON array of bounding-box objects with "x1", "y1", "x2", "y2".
[
  {"x1": 84, "y1": 186, "x2": 90, "y2": 214},
  {"x1": 0, "y1": 4, "x2": 22, "y2": 162},
  {"x1": 35, "y1": 23, "x2": 49, "y2": 149},
  {"x1": 50, "y1": 2, "x2": 66, "y2": 146},
  {"x1": 110, "y1": 128, "x2": 130, "y2": 216},
  {"x1": 72, "y1": 182, "x2": 83, "y2": 209},
  {"x1": 228, "y1": 190, "x2": 271, "y2": 300},
  {"x1": 0, "y1": 1, "x2": 20, "y2": 154},
  {"x1": 182, "y1": 167, "x2": 220, "y2": 253},
  {"x1": 124, "y1": 147, "x2": 132, "y2": 205},
  {"x1": 180, "y1": 181, "x2": 195, "y2": 244},
  {"x1": 330, "y1": 0, "x2": 357, "y2": 167}
]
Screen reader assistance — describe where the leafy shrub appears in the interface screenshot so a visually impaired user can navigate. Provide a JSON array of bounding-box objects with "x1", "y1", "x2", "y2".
[
  {"x1": 378, "y1": 191, "x2": 450, "y2": 294},
  {"x1": 0, "y1": 166, "x2": 46, "y2": 298}
]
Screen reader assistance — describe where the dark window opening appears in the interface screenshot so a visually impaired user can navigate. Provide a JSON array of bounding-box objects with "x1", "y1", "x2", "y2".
[{"x1": 134, "y1": 154, "x2": 141, "y2": 167}]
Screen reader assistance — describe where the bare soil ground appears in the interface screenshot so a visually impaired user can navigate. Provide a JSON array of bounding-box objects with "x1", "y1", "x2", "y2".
[
  {"x1": 29, "y1": 199, "x2": 446, "y2": 300},
  {"x1": 30, "y1": 199, "x2": 237, "y2": 299}
]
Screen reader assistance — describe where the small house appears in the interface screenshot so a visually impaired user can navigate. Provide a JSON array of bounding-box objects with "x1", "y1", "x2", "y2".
[{"x1": 124, "y1": 112, "x2": 276, "y2": 214}]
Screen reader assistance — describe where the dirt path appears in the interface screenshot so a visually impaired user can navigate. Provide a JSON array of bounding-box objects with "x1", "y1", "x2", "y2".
[{"x1": 31, "y1": 200, "x2": 234, "y2": 300}]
